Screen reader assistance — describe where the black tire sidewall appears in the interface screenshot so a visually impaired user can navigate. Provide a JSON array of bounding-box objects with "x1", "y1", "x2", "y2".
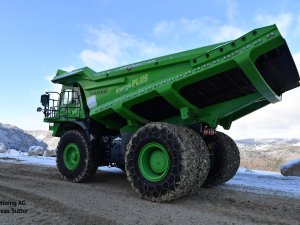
[{"x1": 204, "y1": 132, "x2": 240, "y2": 186}]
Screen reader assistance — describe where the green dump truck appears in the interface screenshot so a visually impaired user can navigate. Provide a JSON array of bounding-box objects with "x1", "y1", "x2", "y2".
[{"x1": 38, "y1": 25, "x2": 299, "y2": 202}]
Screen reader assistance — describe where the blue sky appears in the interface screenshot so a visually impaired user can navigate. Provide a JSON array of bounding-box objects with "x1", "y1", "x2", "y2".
[{"x1": 1, "y1": 0, "x2": 300, "y2": 139}]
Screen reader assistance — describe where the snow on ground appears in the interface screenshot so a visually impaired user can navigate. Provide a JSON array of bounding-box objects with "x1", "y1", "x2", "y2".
[
  {"x1": 0, "y1": 150, "x2": 57, "y2": 166},
  {"x1": 0, "y1": 150, "x2": 299, "y2": 198},
  {"x1": 224, "y1": 168, "x2": 300, "y2": 199},
  {"x1": 0, "y1": 150, "x2": 123, "y2": 172}
]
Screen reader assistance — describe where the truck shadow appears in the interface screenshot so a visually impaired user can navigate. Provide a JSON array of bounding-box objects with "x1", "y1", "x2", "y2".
[{"x1": 90, "y1": 169, "x2": 128, "y2": 185}]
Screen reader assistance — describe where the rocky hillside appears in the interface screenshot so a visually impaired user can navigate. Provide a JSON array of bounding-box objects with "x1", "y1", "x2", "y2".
[{"x1": 0, "y1": 123, "x2": 47, "y2": 152}]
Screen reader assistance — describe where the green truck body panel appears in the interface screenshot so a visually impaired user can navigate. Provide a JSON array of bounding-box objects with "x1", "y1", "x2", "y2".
[{"x1": 44, "y1": 25, "x2": 299, "y2": 135}]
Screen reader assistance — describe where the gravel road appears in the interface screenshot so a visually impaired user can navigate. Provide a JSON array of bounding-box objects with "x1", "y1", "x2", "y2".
[{"x1": 0, "y1": 162, "x2": 299, "y2": 225}]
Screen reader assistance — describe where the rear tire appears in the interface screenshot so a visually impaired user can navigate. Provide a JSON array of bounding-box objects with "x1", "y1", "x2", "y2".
[
  {"x1": 56, "y1": 130, "x2": 98, "y2": 182},
  {"x1": 203, "y1": 132, "x2": 240, "y2": 186},
  {"x1": 125, "y1": 122, "x2": 210, "y2": 202}
]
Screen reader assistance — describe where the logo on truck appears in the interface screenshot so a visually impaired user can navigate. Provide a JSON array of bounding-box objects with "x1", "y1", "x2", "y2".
[{"x1": 116, "y1": 74, "x2": 149, "y2": 94}]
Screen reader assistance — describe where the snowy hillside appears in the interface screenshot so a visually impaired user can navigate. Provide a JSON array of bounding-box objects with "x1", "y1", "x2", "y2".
[
  {"x1": 236, "y1": 138, "x2": 300, "y2": 149},
  {"x1": 27, "y1": 130, "x2": 59, "y2": 150},
  {"x1": 0, "y1": 122, "x2": 47, "y2": 152}
]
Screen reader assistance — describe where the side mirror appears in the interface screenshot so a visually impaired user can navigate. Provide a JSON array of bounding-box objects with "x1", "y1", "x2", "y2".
[
  {"x1": 37, "y1": 107, "x2": 43, "y2": 112},
  {"x1": 41, "y1": 94, "x2": 49, "y2": 106}
]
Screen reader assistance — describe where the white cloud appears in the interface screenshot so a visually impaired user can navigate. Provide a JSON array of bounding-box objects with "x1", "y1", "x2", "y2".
[
  {"x1": 179, "y1": 17, "x2": 217, "y2": 32},
  {"x1": 80, "y1": 21, "x2": 244, "y2": 73},
  {"x1": 225, "y1": 0, "x2": 239, "y2": 22},
  {"x1": 153, "y1": 17, "x2": 244, "y2": 44},
  {"x1": 153, "y1": 20, "x2": 175, "y2": 38},
  {"x1": 153, "y1": 11, "x2": 296, "y2": 45},
  {"x1": 254, "y1": 13, "x2": 293, "y2": 36},
  {"x1": 80, "y1": 26, "x2": 166, "y2": 71},
  {"x1": 80, "y1": 49, "x2": 118, "y2": 70},
  {"x1": 210, "y1": 24, "x2": 244, "y2": 42}
]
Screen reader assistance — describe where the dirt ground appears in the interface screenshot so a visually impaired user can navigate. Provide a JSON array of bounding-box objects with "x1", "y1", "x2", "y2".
[{"x1": 0, "y1": 162, "x2": 299, "y2": 225}]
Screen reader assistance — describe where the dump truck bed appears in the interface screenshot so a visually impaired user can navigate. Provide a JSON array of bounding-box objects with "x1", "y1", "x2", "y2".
[{"x1": 51, "y1": 25, "x2": 299, "y2": 131}]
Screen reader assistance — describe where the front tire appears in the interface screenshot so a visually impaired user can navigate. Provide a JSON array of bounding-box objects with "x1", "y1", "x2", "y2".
[
  {"x1": 204, "y1": 132, "x2": 240, "y2": 186},
  {"x1": 125, "y1": 123, "x2": 210, "y2": 202},
  {"x1": 56, "y1": 130, "x2": 98, "y2": 182}
]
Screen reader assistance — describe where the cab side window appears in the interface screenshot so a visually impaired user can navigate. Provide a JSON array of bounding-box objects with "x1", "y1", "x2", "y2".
[
  {"x1": 61, "y1": 89, "x2": 72, "y2": 106},
  {"x1": 61, "y1": 88, "x2": 80, "y2": 106}
]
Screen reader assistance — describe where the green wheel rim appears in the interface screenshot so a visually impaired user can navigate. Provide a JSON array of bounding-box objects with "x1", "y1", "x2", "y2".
[
  {"x1": 63, "y1": 143, "x2": 81, "y2": 171},
  {"x1": 138, "y1": 142, "x2": 170, "y2": 182}
]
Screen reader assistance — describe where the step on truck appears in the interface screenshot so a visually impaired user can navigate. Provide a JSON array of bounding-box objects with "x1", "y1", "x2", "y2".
[{"x1": 38, "y1": 25, "x2": 300, "y2": 202}]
